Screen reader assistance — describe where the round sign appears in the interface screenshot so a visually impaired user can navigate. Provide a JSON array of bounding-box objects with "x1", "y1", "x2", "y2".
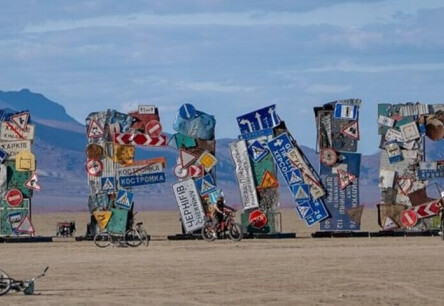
[
  {"x1": 145, "y1": 120, "x2": 163, "y2": 138},
  {"x1": 179, "y1": 103, "x2": 196, "y2": 120},
  {"x1": 5, "y1": 188, "x2": 23, "y2": 207},
  {"x1": 400, "y1": 209, "x2": 418, "y2": 227},
  {"x1": 320, "y1": 148, "x2": 338, "y2": 166},
  {"x1": 86, "y1": 143, "x2": 104, "y2": 159},
  {"x1": 174, "y1": 164, "x2": 189, "y2": 179},
  {"x1": 248, "y1": 210, "x2": 268, "y2": 229},
  {"x1": 86, "y1": 159, "x2": 103, "y2": 176}
]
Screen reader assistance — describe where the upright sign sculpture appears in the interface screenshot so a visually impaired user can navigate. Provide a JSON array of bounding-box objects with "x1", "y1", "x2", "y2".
[
  {"x1": 314, "y1": 99, "x2": 363, "y2": 231},
  {"x1": 0, "y1": 110, "x2": 38, "y2": 236},
  {"x1": 377, "y1": 103, "x2": 444, "y2": 230},
  {"x1": 170, "y1": 103, "x2": 219, "y2": 233},
  {"x1": 85, "y1": 106, "x2": 167, "y2": 235},
  {"x1": 233, "y1": 105, "x2": 328, "y2": 234}
]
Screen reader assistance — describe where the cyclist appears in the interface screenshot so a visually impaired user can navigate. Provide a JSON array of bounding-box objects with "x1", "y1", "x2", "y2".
[{"x1": 212, "y1": 195, "x2": 235, "y2": 231}]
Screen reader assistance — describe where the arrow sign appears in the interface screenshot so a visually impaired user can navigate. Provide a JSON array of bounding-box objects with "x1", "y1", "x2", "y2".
[
  {"x1": 236, "y1": 104, "x2": 280, "y2": 134},
  {"x1": 411, "y1": 200, "x2": 441, "y2": 218},
  {"x1": 179, "y1": 103, "x2": 196, "y2": 119},
  {"x1": 189, "y1": 164, "x2": 204, "y2": 178},
  {"x1": 114, "y1": 133, "x2": 167, "y2": 146}
]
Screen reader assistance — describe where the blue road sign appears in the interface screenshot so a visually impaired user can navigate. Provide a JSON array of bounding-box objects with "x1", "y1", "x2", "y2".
[
  {"x1": 118, "y1": 172, "x2": 166, "y2": 188},
  {"x1": 173, "y1": 110, "x2": 215, "y2": 140},
  {"x1": 236, "y1": 105, "x2": 280, "y2": 135},
  {"x1": 179, "y1": 103, "x2": 196, "y2": 120},
  {"x1": 116, "y1": 189, "x2": 134, "y2": 210},
  {"x1": 333, "y1": 103, "x2": 358, "y2": 120},
  {"x1": 0, "y1": 148, "x2": 8, "y2": 163},
  {"x1": 418, "y1": 168, "x2": 444, "y2": 180},
  {"x1": 297, "y1": 198, "x2": 330, "y2": 226},
  {"x1": 195, "y1": 174, "x2": 216, "y2": 196},
  {"x1": 247, "y1": 140, "x2": 268, "y2": 163},
  {"x1": 320, "y1": 152, "x2": 361, "y2": 231},
  {"x1": 101, "y1": 177, "x2": 116, "y2": 191},
  {"x1": 285, "y1": 169, "x2": 303, "y2": 186},
  {"x1": 292, "y1": 183, "x2": 311, "y2": 202}
]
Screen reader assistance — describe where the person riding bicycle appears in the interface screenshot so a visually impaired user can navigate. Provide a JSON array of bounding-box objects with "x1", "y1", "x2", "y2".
[{"x1": 212, "y1": 195, "x2": 235, "y2": 230}]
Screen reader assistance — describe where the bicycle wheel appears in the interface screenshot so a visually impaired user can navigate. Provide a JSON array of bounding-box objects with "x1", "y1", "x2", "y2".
[
  {"x1": 94, "y1": 232, "x2": 111, "y2": 248},
  {"x1": 228, "y1": 222, "x2": 243, "y2": 242},
  {"x1": 139, "y1": 228, "x2": 149, "y2": 247},
  {"x1": 125, "y1": 229, "x2": 143, "y2": 247},
  {"x1": 201, "y1": 221, "x2": 216, "y2": 242},
  {"x1": 0, "y1": 269, "x2": 11, "y2": 296}
]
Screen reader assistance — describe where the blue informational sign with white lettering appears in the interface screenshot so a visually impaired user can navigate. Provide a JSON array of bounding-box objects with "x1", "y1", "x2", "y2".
[
  {"x1": 118, "y1": 172, "x2": 166, "y2": 188},
  {"x1": 319, "y1": 152, "x2": 361, "y2": 231},
  {"x1": 195, "y1": 174, "x2": 216, "y2": 196},
  {"x1": 333, "y1": 103, "x2": 358, "y2": 120},
  {"x1": 297, "y1": 198, "x2": 330, "y2": 226},
  {"x1": 116, "y1": 189, "x2": 134, "y2": 210},
  {"x1": 418, "y1": 168, "x2": 444, "y2": 180},
  {"x1": 237, "y1": 105, "x2": 280, "y2": 135}
]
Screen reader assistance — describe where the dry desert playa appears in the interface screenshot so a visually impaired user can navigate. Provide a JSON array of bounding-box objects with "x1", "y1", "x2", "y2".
[{"x1": 1, "y1": 208, "x2": 444, "y2": 305}]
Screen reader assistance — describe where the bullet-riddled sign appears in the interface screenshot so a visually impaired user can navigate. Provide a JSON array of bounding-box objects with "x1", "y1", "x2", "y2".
[{"x1": 172, "y1": 179, "x2": 206, "y2": 233}]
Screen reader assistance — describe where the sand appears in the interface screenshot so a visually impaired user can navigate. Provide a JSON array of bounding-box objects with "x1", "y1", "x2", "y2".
[{"x1": 1, "y1": 208, "x2": 444, "y2": 305}]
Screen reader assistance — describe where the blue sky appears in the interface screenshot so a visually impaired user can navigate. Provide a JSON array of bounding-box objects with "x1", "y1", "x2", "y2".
[{"x1": 0, "y1": 0, "x2": 443, "y2": 154}]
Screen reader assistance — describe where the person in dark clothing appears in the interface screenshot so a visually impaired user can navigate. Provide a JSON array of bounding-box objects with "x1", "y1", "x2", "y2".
[{"x1": 212, "y1": 196, "x2": 235, "y2": 230}]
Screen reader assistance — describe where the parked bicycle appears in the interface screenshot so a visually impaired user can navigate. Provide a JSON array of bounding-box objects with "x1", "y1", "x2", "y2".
[
  {"x1": 124, "y1": 218, "x2": 149, "y2": 247},
  {"x1": 93, "y1": 231, "x2": 127, "y2": 248},
  {"x1": 201, "y1": 211, "x2": 243, "y2": 242},
  {"x1": 0, "y1": 266, "x2": 49, "y2": 296}
]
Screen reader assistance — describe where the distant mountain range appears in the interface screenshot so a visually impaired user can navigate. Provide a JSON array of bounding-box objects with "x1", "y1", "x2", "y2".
[{"x1": 0, "y1": 89, "x2": 398, "y2": 212}]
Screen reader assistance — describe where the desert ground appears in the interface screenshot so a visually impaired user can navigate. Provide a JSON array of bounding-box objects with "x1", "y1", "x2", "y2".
[{"x1": 1, "y1": 208, "x2": 444, "y2": 306}]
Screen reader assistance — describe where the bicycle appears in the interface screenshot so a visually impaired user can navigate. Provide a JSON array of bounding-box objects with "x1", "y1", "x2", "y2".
[
  {"x1": 93, "y1": 231, "x2": 127, "y2": 248},
  {"x1": 0, "y1": 266, "x2": 49, "y2": 296},
  {"x1": 124, "y1": 219, "x2": 149, "y2": 247},
  {"x1": 201, "y1": 211, "x2": 243, "y2": 242}
]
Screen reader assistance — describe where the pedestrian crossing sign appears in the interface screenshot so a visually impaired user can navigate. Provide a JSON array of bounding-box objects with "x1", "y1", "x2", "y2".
[
  {"x1": 195, "y1": 174, "x2": 216, "y2": 196},
  {"x1": 247, "y1": 140, "x2": 268, "y2": 163},
  {"x1": 101, "y1": 177, "x2": 116, "y2": 191},
  {"x1": 116, "y1": 189, "x2": 134, "y2": 210},
  {"x1": 291, "y1": 183, "x2": 310, "y2": 202}
]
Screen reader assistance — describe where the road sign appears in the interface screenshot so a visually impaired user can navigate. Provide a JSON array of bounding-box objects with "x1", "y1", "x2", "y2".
[
  {"x1": 229, "y1": 140, "x2": 259, "y2": 210},
  {"x1": 174, "y1": 164, "x2": 189, "y2": 179},
  {"x1": 86, "y1": 143, "x2": 104, "y2": 159},
  {"x1": 116, "y1": 189, "x2": 134, "y2": 210},
  {"x1": 295, "y1": 201, "x2": 314, "y2": 219},
  {"x1": 411, "y1": 200, "x2": 441, "y2": 218},
  {"x1": 189, "y1": 164, "x2": 204, "y2": 178},
  {"x1": 333, "y1": 103, "x2": 358, "y2": 120},
  {"x1": 10, "y1": 112, "x2": 30, "y2": 131},
  {"x1": 114, "y1": 132, "x2": 167, "y2": 146},
  {"x1": 138, "y1": 105, "x2": 157, "y2": 114},
  {"x1": 0, "y1": 122, "x2": 35, "y2": 141},
  {"x1": 101, "y1": 177, "x2": 116, "y2": 191},
  {"x1": 16, "y1": 215, "x2": 35, "y2": 233},
  {"x1": 87, "y1": 119, "x2": 104, "y2": 139},
  {"x1": 337, "y1": 169, "x2": 357, "y2": 189},
  {"x1": 297, "y1": 198, "x2": 330, "y2": 226},
  {"x1": 320, "y1": 148, "x2": 338, "y2": 166},
  {"x1": 5, "y1": 188, "x2": 23, "y2": 207},
  {"x1": 24, "y1": 172, "x2": 41, "y2": 191},
  {"x1": 417, "y1": 161, "x2": 444, "y2": 180},
  {"x1": 0, "y1": 140, "x2": 31, "y2": 160},
  {"x1": 247, "y1": 140, "x2": 268, "y2": 163},
  {"x1": 195, "y1": 174, "x2": 216, "y2": 196},
  {"x1": 267, "y1": 132, "x2": 299, "y2": 185},
  {"x1": 236, "y1": 104, "x2": 280, "y2": 134},
  {"x1": 0, "y1": 148, "x2": 7, "y2": 163},
  {"x1": 285, "y1": 169, "x2": 303, "y2": 186},
  {"x1": 382, "y1": 215, "x2": 399, "y2": 230},
  {"x1": 292, "y1": 184, "x2": 310, "y2": 202},
  {"x1": 116, "y1": 162, "x2": 163, "y2": 177},
  {"x1": 145, "y1": 120, "x2": 162, "y2": 138},
  {"x1": 197, "y1": 151, "x2": 217, "y2": 172},
  {"x1": 15, "y1": 150, "x2": 36, "y2": 171},
  {"x1": 172, "y1": 179, "x2": 206, "y2": 233},
  {"x1": 179, "y1": 148, "x2": 198, "y2": 168},
  {"x1": 248, "y1": 210, "x2": 268, "y2": 229},
  {"x1": 260, "y1": 170, "x2": 279, "y2": 189},
  {"x1": 400, "y1": 209, "x2": 418, "y2": 227},
  {"x1": 400, "y1": 121, "x2": 420, "y2": 142},
  {"x1": 179, "y1": 103, "x2": 196, "y2": 120},
  {"x1": 93, "y1": 211, "x2": 112, "y2": 230},
  {"x1": 118, "y1": 172, "x2": 166, "y2": 188},
  {"x1": 86, "y1": 159, "x2": 103, "y2": 176},
  {"x1": 341, "y1": 121, "x2": 360, "y2": 140}
]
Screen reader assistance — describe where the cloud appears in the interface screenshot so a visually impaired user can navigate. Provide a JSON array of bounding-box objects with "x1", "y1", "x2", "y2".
[
  {"x1": 306, "y1": 84, "x2": 351, "y2": 94},
  {"x1": 176, "y1": 81, "x2": 255, "y2": 93}
]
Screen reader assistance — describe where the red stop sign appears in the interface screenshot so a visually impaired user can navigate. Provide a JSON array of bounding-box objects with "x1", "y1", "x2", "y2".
[
  {"x1": 400, "y1": 209, "x2": 418, "y2": 227},
  {"x1": 6, "y1": 189, "x2": 23, "y2": 207},
  {"x1": 249, "y1": 210, "x2": 268, "y2": 229}
]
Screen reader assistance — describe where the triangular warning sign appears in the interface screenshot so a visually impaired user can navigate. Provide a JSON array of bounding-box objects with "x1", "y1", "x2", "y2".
[
  {"x1": 201, "y1": 178, "x2": 215, "y2": 195},
  {"x1": 261, "y1": 171, "x2": 279, "y2": 189},
  {"x1": 24, "y1": 172, "x2": 41, "y2": 191},
  {"x1": 16, "y1": 215, "x2": 35, "y2": 233},
  {"x1": 382, "y1": 215, "x2": 399, "y2": 230},
  {"x1": 293, "y1": 184, "x2": 310, "y2": 201},
  {"x1": 180, "y1": 149, "x2": 198, "y2": 168},
  {"x1": 10, "y1": 112, "x2": 30, "y2": 131},
  {"x1": 346, "y1": 205, "x2": 364, "y2": 224},
  {"x1": 93, "y1": 211, "x2": 112, "y2": 230},
  {"x1": 286, "y1": 169, "x2": 303, "y2": 185},
  {"x1": 88, "y1": 120, "x2": 104, "y2": 138},
  {"x1": 341, "y1": 121, "x2": 359, "y2": 140},
  {"x1": 337, "y1": 169, "x2": 357, "y2": 189},
  {"x1": 117, "y1": 192, "x2": 131, "y2": 207}
]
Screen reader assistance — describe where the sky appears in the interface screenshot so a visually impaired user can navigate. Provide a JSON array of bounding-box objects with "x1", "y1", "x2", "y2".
[{"x1": 0, "y1": 0, "x2": 443, "y2": 154}]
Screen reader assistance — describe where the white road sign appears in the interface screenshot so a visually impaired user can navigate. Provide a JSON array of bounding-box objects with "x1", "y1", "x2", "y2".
[
  {"x1": 0, "y1": 122, "x2": 35, "y2": 141},
  {"x1": 172, "y1": 179, "x2": 205, "y2": 233},
  {"x1": 0, "y1": 140, "x2": 32, "y2": 160},
  {"x1": 116, "y1": 162, "x2": 163, "y2": 177}
]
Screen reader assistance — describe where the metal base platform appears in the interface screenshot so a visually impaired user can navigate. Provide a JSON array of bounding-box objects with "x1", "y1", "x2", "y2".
[
  {"x1": 0, "y1": 236, "x2": 53, "y2": 243},
  {"x1": 244, "y1": 232, "x2": 296, "y2": 239},
  {"x1": 167, "y1": 234, "x2": 202, "y2": 240},
  {"x1": 369, "y1": 230, "x2": 440, "y2": 237},
  {"x1": 312, "y1": 231, "x2": 370, "y2": 238}
]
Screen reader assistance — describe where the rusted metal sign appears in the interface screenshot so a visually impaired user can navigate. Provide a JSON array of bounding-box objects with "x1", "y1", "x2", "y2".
[
  {"x1": 0, "y1": 140, "x2": 32, "y2": 160},
  {"x1": 0, "y1": 122, "x2": 35, "y2": 141}
]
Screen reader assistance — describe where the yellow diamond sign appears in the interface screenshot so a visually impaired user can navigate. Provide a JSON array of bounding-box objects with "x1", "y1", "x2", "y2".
[{"x1": 197, "y1": 151, "x2": 218, "y2": 172}]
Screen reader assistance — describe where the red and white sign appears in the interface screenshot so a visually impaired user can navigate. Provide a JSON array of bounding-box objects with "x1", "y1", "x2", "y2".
[
  {"x1": 382, "y1": 216, "x2": 399, "y2": 230},
  {"x1": 337, "y1": 169, "x2": 357, "y2": 189},
  {"x1": 411, "y1": 200, "x2": 441, "y2": 218},
  {"x1": 341, "y1": 120, "x2": 359, "y2": 140},
  {"x1": 5, "y1": 188, "x2": 23, "y2": 207},
  {"x1": 174, "y1": 164, "x2": 189, "y2": 179},
  {"x1": 24, "y1": 172, "x2": 41, "y2": 191},
  {"x1": 114, "y1": 133, "x2": 167, "y2": 147},
  {"x1": 88, "y1": 120, "x2": 104, "y2": 138},
  {"x1": 189, "y1": 164, "x2": 204, "y2": 178},
  {"x1": 400, "y1": 209, "x2": 418, "y2": 227},
  {"x1": 179, "y1": 149, "x2": 198, "y2": 168},
  {"x1": 249, "y1": 210, "x2": 268, "y2": 229},
  {"x1": 16, "y1": 215, "x2": 35, "y2": 233},
  {"x1": 0, "y1": 122, "x2": 35, "y2": 141},
  {"x1": 10, "y1": 112, "x2": 30, "y2": 131},
  {"x1": 145, "y1": 120, "x2": 162, "y2": 138},
  {"x1": 86, "y1": 159, "x2": 103, "y2": 176}
]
